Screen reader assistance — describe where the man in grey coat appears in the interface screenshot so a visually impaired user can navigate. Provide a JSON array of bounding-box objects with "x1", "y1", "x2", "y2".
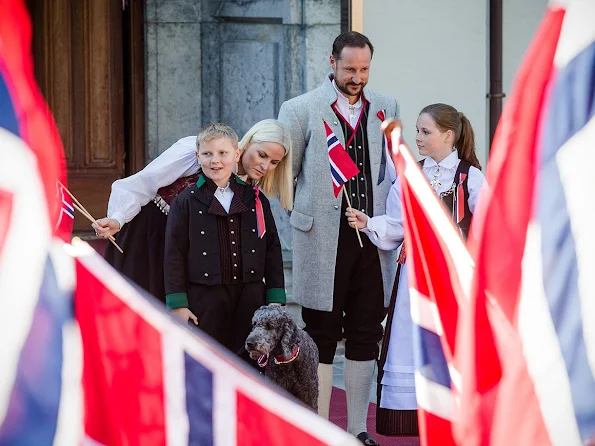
[{"x1": 278, "y1": 32, "x2": 398, "y2": 445}]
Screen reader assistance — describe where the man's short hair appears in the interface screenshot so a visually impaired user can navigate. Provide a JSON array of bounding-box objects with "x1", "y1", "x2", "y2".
[
  {"x1": 332, "y1": 31, "x2": 374, "y2": 60},
  {"x1": 196, "y1": 123, "x2": 239, "y2": 151}
]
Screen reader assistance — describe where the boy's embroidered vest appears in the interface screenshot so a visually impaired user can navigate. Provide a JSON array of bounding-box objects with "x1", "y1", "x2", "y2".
[
  {"x1": 333, "y1": 101, "x2": 374, "y2": 216},
  {"x1": 396, "y1": 160, "x2": 473, "y2": 264}
]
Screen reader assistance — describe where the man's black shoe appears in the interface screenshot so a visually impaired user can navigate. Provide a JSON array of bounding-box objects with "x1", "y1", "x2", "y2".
[{"x1": 356, "y1": 432, "x2": 380, "y2": 446}]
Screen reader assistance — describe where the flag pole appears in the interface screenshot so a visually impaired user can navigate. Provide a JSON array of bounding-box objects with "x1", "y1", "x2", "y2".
[
  {"x1": 58, "y1": 181, "x2": 124, "y2": 254},
  {"x1": 342, "y1": 187, "x2": 363, "y2": 248}
]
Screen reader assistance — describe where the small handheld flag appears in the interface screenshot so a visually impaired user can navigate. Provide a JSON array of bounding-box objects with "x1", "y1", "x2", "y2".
[
  {"x1": 324, "y1": 120, "x2": 359, "y2": 197},
  {"x1": 324, "y1": 120, "x2": 363, "y2": 247},
  {"x1": 55, "y1": 180, "x2": 75, "y2": 237}
]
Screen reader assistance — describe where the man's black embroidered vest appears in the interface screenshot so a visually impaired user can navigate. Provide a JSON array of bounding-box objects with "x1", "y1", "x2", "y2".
[{"x1": 333, "y1": 101, "x2": 374, "y2": 216}]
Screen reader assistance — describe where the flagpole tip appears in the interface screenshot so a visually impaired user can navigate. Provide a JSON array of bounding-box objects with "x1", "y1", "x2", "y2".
[{"x1": 381, "y1": 118, "x2": 402, "y2": 139}]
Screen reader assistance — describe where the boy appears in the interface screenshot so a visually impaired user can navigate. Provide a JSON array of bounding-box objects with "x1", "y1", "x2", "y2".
[{"x1": 164, "y1": 123, "x2": 286, "y2": 360}]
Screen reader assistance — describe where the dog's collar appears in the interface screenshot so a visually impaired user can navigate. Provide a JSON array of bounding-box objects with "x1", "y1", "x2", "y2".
[
  {"x1": 274, "y1": 346, "x2": 300, "y2": 365},
  {"x1": 257, "y1": 354, "x2": 268, "y2": 368},
  {"x1": 256, "y1": 346, "x2": 300, "y2": 368}
]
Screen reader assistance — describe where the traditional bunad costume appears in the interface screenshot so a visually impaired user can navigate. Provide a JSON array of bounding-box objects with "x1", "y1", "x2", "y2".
[
  {"x1": 164, "y1": 172, "x2": 285, "y2": 361},
  {"x1": 279, "y1": 74, "x2": 399, "y2": 441},
  {"x1": 361, "y1": 150, "x2": 485, "y2": 435},
  {"x1": 103, "y1": 137, "x2": 198, "y2": 301}
]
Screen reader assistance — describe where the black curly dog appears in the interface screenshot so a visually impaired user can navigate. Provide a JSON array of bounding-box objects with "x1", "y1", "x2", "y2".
[{"x1": 245, "y1": 306, "x2": 319, "y2": 411}]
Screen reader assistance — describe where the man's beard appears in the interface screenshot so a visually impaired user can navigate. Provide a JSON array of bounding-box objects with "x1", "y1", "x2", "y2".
[{"x1": 335, "y1": 79, "x2": 365, "y2": 98}]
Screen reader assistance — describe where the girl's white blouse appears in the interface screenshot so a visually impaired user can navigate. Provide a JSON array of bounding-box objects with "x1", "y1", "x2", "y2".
[{"x1": 362, "y1": 150, "x2": 486, "y2": 250}]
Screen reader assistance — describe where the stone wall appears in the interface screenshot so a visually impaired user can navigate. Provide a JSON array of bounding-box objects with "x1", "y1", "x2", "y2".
[
  {"x1": 145, "y1": 0, "x2": 341, "y2": 251},
  {"x1": 145, "y1": 1, "x2": 203, "y2": 161},
  {"x1": 145, "y1": 0, "x2": 341, "y2": 160}
]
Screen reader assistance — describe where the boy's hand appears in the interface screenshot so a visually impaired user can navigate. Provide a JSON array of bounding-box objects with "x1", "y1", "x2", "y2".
[
  {"x1": 172, "y1": 308, "x2": 198, "y2": 325},
  {"x1": 92, "y1": 218, "x2": 121, "y2": 238},
  {"x1": 345, "y1": 207, "x2": 368, "y2": 230}
]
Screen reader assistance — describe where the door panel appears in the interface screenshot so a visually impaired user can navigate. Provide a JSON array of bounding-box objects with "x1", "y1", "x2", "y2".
[{"x1": 30, "y1": 0, "x2": 125, "y2": 232}]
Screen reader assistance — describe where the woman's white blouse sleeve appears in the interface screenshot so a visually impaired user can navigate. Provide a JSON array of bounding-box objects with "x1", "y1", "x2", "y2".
[
  {"x1": 361, "y1": 178, "x2": 405, "y2": 251},
  {"x1": 107, "y1": 136, "x2": 199, "y2": 227}
]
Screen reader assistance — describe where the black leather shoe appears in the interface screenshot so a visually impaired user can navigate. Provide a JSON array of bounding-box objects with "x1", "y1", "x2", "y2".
[{"x1": 356, "y1": 432, "x2": 380, "y2": 446}]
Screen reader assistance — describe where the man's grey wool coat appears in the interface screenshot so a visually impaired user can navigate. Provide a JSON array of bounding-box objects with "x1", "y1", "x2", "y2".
[{"x1": 278, "y1": 76, "x2": 399, "y2": 312}]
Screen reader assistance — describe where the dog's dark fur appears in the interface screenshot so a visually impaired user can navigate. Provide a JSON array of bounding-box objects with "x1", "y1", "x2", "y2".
[{"x1": 245, "y1": 306, "x2": 319, "y2": 411}]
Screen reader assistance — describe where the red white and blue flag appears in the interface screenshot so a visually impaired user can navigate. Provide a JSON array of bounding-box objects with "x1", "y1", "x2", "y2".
[
  {"x1": 0, "y1": 2, "x2": 359, "y2": 445},
  {"x1": 388, "y1": 2, "x2": 595, "y2": 444},
  {"x1": 456, "y1": 1, "x2": 595, "y2": 444},
  {"x1": 324, "y1": 120, "x2": 360, "y2": 197},
  {"x1": 73, "y1": 242, "x2": 358, "y2": 446},
  {"x1": 388, "y1": 126, "x2": 472, "y2": 446},
  {"x1": 55, "y1": 181, "x2": 75, "y2": 240},
  {"x1": 0, "y1": 0, "x2": 78, "y2": 444}
]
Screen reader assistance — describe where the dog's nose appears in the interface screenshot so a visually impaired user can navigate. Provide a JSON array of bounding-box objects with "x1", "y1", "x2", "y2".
[{"x1": 246, "y1": 341, "x2": 256, "y2": 350}]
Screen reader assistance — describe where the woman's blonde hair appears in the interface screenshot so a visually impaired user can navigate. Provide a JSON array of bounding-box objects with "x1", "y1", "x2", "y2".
[{"x1": 239, "y1": 119, "x2": 293, "y2": 210}]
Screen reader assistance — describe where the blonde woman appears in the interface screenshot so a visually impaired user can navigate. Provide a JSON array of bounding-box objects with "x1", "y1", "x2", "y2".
[{"x1": 93, "y1": 119, "x2": 293, "y2": 301}]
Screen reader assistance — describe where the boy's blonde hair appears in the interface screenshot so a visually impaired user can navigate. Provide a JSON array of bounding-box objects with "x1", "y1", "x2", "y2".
[
  {"x1": 238, "y1": 119, "x2": 293, "y2": 210},
  {"x1": 196, "y1": 123, "x2": 239, "y2": 152}
]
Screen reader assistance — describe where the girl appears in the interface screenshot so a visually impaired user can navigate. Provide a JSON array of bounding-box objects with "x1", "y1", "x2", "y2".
[
  {"x1": 92, "y1": 119, "x2": 292, "y2": 302},
  {"x1": 347, "y1": 103, "x2": 485, "y2": 436}
]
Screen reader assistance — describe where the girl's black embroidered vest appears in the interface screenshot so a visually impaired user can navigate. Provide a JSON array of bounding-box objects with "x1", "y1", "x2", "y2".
[{"x1": 437, "y1": 160, "x2": 473, "y2": 240}]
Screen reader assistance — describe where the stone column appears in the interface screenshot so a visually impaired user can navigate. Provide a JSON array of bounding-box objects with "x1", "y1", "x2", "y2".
[{"x1": 145, "y1": 0, "x2": 202, "y2": 161}]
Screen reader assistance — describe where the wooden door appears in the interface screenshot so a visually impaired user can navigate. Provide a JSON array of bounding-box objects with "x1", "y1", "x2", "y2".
[{"x1": 28, "y1": 0, "x2": 136, "y2": 232}]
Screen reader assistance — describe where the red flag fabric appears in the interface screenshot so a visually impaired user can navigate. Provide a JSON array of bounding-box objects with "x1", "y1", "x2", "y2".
[
  {"x1": 389, "y1": 137, "x2": 474, "y2": 446},
  {"x1": 0, "y1": 1, "x2": 77, "y2": 443},
  {"x1": 0, "y1": 0, "x2": 72, "y2": 242},
  {"x1": 0, "y1": 0, "x2": 60, "y2": 217},
  {"x1": 73, "y1": 241, "x2": 359, "y2": 446},
  {"x1": 324, "y1": 120, "x2": 360, "y2": 197},
  {"x1": 455, "y1": 5, "x2": 568, "y2": 445},
  {"x1": 55, "y1": 181, "x2": 75, "y2": 240}
]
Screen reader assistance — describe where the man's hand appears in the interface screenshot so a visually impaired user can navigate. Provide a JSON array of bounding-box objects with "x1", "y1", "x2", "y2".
[
  {"x1": 92, "y1": 218, "x2": 121, "y2": 238},
  {"x1": 345, "y1": 207, "x2": 368, "y2": 230},
  {"x1": 172, "y1": 307, "x2": 198, "y2": 325}
]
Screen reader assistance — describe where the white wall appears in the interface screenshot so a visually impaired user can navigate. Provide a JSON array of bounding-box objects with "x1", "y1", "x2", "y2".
[
  {"x1": 361, "y1": 0, "x2": 549, "y2": 167},
  {"x1": 362, "y1": 0, "x2": 489, "y2": 165},
  {"x1": 503, "y1": 0, "x2": 549, "y2": 102}
]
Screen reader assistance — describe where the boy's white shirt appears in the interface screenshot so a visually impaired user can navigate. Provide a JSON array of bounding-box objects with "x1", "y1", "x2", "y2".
[{"x1": 214, "y1": 183, "x2": 233, "y2": 213}]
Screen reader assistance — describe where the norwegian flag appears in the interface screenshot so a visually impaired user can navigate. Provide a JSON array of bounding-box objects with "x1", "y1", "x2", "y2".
[
  {"x1": 0, "y1": 0, "x2": 79, "y2": 444},
  {"x1": 1, "y1": 1, "x2": 357, "y2": 445},
  {"x1": 55, "y1": 181, "x2": 74, "y2": 240},
  {"x1": 324, "y1": 120, "x2": 360, "y2": 197},
  {"x1": 73, "y1": 241, "x2": 358, "y2": 446},
  {"x1": 457, "y1": 1, "x2": 595, "y2": 445},
  {"x1": 388, "y1": 127, "x2": 472, "y2": 446}
]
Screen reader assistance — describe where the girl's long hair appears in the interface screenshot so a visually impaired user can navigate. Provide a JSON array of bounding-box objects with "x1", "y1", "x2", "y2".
[{"x1": 420, "y1": 103, "x2": 482, "y2": 170}]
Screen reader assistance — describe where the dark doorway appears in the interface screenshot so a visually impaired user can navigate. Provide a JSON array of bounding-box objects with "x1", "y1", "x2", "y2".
[{"x1": 26, "y1": 0, "x2": 145, "y2": 232}]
